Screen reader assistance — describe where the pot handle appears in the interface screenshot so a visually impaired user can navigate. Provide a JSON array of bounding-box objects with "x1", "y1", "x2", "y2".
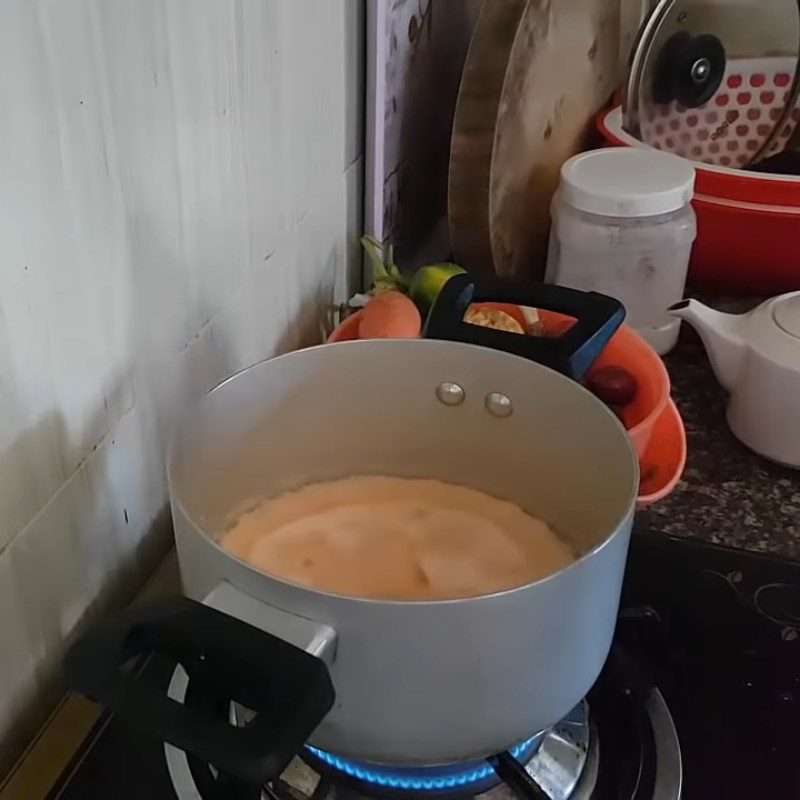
[
  {"x1": 63, "y1": 588, "x2": 335, "y2": 786},
  {"x1": 424, "y1": 274, "x2": 625, "y2": 379}
]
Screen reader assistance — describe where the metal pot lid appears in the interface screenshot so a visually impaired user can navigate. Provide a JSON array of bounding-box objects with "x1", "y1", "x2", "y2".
[
  {"x1": 625, "y1": 0, "x2": 800, "y2": 168},
  {"x1": 773, "y1": 293, "x2": 800, "y2": 338}
]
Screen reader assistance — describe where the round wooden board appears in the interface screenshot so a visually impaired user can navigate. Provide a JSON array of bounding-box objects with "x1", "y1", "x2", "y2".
[{"x1": 449, "y1": 0, "x2": 621, "y2": 277}]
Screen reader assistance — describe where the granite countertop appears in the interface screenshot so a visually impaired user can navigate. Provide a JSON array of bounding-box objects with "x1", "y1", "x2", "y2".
[{"x1": 636, "y1": 330, "x2": 800, "y2": 560}]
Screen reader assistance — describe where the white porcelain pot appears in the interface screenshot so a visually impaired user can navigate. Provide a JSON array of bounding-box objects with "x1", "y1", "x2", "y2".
[{"x1": 670, "y1": 293, "x2": 800, "y2": 467}]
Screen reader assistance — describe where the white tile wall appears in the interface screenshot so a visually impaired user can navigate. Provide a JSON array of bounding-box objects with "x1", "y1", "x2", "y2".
[{"x1": 0, "y1": 0, "x2": 363, "y2": 772}]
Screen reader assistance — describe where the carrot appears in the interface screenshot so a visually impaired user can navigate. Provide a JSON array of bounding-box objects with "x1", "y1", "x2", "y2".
[{"x1": 358, "y1": 291, "x2": 421, "y2": 339}]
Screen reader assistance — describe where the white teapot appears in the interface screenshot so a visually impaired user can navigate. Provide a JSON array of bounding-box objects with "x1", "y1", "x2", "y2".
[{"x1": 669, "y1": 293, "x2": 800, "y2": 468}]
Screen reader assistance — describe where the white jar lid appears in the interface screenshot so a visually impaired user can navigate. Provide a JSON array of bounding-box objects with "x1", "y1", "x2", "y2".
[{"x1": 560, "y1": 148, "x2": 696, "y2": 217}]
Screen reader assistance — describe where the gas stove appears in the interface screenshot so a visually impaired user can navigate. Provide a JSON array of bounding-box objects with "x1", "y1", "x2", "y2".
[{"x1": 46, "y1": 530, "x2": 800, "y2": 800}]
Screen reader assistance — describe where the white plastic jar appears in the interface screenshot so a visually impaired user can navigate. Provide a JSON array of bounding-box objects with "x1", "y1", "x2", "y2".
[{"x1": 545, "y1": 148, "x2": 696, "y2": 354}]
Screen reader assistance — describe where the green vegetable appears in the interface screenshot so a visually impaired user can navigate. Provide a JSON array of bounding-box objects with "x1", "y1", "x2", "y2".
[
  {"x1": 360, "y1": 235, "x2": 407, "y2": 294},
  {"x1": 409, "y1": 263, "x2": 466, "y2": 312},
  {"x1": 359, "y1": 234, "x2": 466, "y2": 312}
]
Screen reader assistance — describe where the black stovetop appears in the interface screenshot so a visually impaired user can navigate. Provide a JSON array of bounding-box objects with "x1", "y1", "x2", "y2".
[{"x1": 47, "y1": 529, "x2": 800, "y2": 800}]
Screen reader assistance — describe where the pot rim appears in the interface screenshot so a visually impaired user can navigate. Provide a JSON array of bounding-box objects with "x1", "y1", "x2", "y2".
[{"x1": 168, "y1": 339, "x2": 640, "y2": 607}]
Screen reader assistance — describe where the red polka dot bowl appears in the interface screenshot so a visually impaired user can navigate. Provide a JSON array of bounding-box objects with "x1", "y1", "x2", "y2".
[{"x1": 598, "y1": 104, "x2": 800, "y2": 295}]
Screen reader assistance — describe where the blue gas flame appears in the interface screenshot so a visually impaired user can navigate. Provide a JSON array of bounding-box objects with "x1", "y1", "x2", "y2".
[{"x1": 305, "y1": 737, "x2": 538, "y2": 793}]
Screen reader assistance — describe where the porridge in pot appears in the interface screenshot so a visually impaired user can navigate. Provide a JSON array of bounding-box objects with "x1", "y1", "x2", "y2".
[{"x1": 220, "y1": 476, "x2": 575, "y2": 601}]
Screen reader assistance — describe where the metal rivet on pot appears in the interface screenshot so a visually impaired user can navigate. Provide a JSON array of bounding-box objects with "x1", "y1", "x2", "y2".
[
  {"x1": 485, "y1": 392, "x2": 513, "y2": 418},
  {"x1": 435, "y1": 382, "x2": 465, "y2": 406}
]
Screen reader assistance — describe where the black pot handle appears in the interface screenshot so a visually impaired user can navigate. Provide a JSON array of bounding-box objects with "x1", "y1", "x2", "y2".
[
  {"x1": 423, "y1": 274, "x2": 625, "y2": 379},
  {"x1": 63, "y1": 596, "x2": 335, "y2": 786}
]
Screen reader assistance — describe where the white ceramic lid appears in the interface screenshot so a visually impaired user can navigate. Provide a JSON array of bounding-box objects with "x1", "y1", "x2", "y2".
[
  {"x1": 560, "y1": 148, "x2": 696, "y2": 217},
  {"x1": 773, "y1": 294, "x2": 800, "y2": 339}
]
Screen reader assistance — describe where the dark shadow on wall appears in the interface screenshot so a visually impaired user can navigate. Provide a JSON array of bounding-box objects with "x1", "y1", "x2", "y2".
[
  {"x1": 0, "y1": 400, "x2": 173, "y2": 775},
  {"x1": 387, "y1": 0, "x2": 482, "y2": 266}
]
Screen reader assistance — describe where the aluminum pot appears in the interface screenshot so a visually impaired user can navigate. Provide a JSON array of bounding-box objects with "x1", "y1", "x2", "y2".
[{"x1": 65, "y1": 280, "x2": 639, "y2": 786}]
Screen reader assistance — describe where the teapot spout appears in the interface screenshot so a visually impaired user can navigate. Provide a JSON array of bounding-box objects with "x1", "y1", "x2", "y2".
[{"x1": 668, "y1": 299, "x2": 746, "y2": 391}]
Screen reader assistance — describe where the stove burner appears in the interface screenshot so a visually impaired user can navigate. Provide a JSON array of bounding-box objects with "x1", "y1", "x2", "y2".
[
  {"x1": 163, "y1": 629, "x2": 679, "y2": 799},
  {"x1": 165, "y1": 659, "x2": 595, "y2": 800},
  {"x1": 292, "y1": 702, "x2": 590, "y2": 800},
  {"x1": 302, "y1": 737, "x2": 541, "y2": 796}
]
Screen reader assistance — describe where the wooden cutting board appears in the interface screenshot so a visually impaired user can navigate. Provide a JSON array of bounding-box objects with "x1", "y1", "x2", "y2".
[{"x1": 449, "y1": 0, "x2": 622, "y2": 277}]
